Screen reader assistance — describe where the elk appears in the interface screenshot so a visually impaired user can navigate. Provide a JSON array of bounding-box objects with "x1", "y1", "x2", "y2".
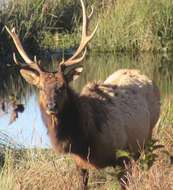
[{"x1": 6, "y1": 0, "x2": 160, "y2": 189}]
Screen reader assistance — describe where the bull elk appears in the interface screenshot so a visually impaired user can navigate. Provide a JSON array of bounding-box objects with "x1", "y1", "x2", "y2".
[{"x1": 6, "y1": 0, "x2": 160, "y2": 189}]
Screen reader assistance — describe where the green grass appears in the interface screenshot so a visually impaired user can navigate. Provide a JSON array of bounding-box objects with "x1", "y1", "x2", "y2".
[
  {"x1": 1, "y1": 0, "x2": 173, "y2": 52},
  {"x1": 37, "y1": 0, "x2": 173, "y2": 52},
  {"x1": 92, "y1": 0, "x2": 173, "y2": 52},
  {"x1": 1, "y1": 0, "x2": 80, "y2": 51}
]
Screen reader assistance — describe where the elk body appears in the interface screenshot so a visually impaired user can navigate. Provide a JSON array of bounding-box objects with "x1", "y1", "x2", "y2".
[
  {"x1": 6, "y1": 0, "x2": 160, "y2": 188},
  {"x1": 40, "y1": 68, "x2": 160, "y2": 168}
]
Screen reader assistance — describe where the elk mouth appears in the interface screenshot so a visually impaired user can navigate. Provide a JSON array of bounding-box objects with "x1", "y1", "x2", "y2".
[
  {"x1": 46, "y1": 101, "x2": 58, "y2": 115},
  {"x1": 46, "y1": 109, "x2": 58, "y2": 116}
]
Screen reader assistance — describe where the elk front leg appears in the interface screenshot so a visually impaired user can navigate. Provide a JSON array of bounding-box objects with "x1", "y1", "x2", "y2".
[
  {"x1": 80, "y1": 169, "x2": 89, "y2": 190},
  {"x1": 76, "y1": 166, "x2": 89, "y2": 190}
]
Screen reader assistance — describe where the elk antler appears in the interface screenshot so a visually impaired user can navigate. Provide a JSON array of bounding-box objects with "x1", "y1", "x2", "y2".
[
  {"x1": 6, "y1": 0, "x2": 97, "y2": 71},
  {"x1": 5, "y1": 26, "x2": 43, "y2": 72},
  {"x1": 60, "y1": 0, "x2": 98, "y2": 66}
]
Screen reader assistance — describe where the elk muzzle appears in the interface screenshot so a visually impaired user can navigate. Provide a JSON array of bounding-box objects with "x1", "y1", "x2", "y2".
[{"x1": 46, "y1": 101, "x2": 57, "y2": 115}]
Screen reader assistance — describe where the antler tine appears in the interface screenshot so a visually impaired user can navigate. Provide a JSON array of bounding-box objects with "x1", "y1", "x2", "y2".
[
  {"x1": 62, "y1": 0, "x2": 98, "y2": 66},
  {"x1": 13, "y1": 53, "x2": 20, "y2": 65},
  {"x1": 5, "y1": 26, "x2": 42, "y2": 72},
  {"x1": 88, "y1": 6, "x2": 94, "y2": 20},
  {"x1": 60, "y1": 48, "x2": 87, "y2": 66}
]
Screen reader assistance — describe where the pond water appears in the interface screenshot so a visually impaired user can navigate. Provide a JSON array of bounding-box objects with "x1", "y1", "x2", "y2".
[{"x1": 0, "y1": 52, "x2": 173, "y2": 148}]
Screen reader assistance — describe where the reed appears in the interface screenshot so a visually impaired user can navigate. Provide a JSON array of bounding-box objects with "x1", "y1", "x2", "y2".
[
  {"x1": 92, "y1": 0, "x2": 173, "y2": 52},
  {"x1": 1, "y1": 0, "x2": 173, "y2": 52}
]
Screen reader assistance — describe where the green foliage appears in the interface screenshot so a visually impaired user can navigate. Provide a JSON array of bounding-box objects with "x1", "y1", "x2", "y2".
[
  {"x1": 116, "y1": 149, "x2": 131, "y2": 160},
  {"x1": 1, "y1": 0, "x2": 173, "y2": 52},
  {"x1": 138, "y1": 139, "x2": 164, "y2": 170},
  {"x1": 38, "y1": 0, "x2": 173, "y2": 52},
  {"x1": 1, "y1": 0, "x2": 80, "y2": 45},
  {"x1": 40, "y1": 31, "x2": 80, "y2": 49},
  {"x1": 91, "y1": 0, "x2": 173, "y2": 52}
]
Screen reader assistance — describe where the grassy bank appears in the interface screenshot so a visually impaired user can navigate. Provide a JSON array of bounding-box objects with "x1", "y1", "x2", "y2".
[
  {"x1": 0, "y1": 95, "x2": 173, "y2": 190},
  {"x1": 93, "y1": 0, "x2": 173, "y2": 53},
  {"x1": 1, "y1": 0, "x2": 173, "y2": 54},
  {"x1": 43, "y1": 0, "x2": 173, "y2": 52}
]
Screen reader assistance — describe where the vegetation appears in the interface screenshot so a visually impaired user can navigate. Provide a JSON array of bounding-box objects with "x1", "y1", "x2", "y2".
[
  {"x1": 93, "y1": 0, "x2": 173, "y2": 52},
  {"x1": 0, "y1": 0, "x2": 81, "y2": 62},
  {"x1": 1, "y1": 0, "x2": 173, "y2": 53}
]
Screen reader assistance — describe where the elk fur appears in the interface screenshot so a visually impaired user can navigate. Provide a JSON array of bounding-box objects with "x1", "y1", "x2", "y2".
[{"x1": 39, "y1": 69, "x2": 160, "y2": 169}]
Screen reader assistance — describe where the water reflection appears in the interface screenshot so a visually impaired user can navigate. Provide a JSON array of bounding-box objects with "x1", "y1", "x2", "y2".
[{"x1": 0, "y1": 52, "x2": 173, "y2": 147}]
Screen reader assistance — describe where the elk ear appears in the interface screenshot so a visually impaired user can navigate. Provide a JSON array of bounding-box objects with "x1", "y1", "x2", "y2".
[
  {"x1": 20, "y1": 69, "x2": 40, "y2": 86},
  {"x1": 60, "y1": 65, "x2": 83, "y2": 82}
]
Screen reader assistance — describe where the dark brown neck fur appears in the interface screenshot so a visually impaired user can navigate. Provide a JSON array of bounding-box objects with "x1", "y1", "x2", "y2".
[
  {"x1": 57, "y1": 87, "x2": 91, "y2": 154},
  {"x1": 39, "y1": 86, "x2": 92, "y2": 158}
]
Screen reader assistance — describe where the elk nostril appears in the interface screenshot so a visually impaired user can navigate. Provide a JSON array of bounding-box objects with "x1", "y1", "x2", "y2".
[{"x1": 47, "y1": 102, "x2": 56, "y2": 111}]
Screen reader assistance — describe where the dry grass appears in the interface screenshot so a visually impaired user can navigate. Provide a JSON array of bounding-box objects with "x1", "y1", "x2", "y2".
[
  {"x1": 0, "y1": 150, "x2": 82, "y2": 190},
  {"x1": 15, "y1": 155, "x2": 81, "y2": 190},
  {"x1": 125, "y1": 159, "x2": 173, "y2": 190},
  {"x1": 123, "y1": 125, "x2": 173, "y2": 190}
]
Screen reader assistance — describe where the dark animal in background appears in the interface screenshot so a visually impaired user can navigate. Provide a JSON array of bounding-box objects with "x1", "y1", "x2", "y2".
[{"x1": 6, "y1": 0, "x2": 160, "y2": 189}]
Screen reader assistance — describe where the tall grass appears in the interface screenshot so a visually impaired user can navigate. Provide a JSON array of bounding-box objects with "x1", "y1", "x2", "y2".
[
  {"x1": 39, "y1": 0, "x2": 173, "y2": 52},
  {"x1": 92, "y1": 0, "x2": 173, "y2": 52},
  {"x1": 1, "y1": 0, "x2": 173, "y2": 52},
  {"x1": 1, "y1": 0, "x2": 80, "y2": 51},
  {"x1": 34, "y1": 0, "x2": 173, "y2": 52}
]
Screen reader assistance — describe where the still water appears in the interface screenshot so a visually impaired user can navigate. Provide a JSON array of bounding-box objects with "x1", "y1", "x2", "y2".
[{"x1": 0, "y1": 52, "x2": 173, "y2": 148}]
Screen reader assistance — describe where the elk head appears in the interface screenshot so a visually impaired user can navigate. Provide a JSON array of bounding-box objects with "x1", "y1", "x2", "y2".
[{"x1": 6, "y1": 0, "x2": 98, "y2": 115}]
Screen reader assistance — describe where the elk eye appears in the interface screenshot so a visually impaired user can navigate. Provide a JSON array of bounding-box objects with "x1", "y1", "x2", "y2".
[{"x1": 39, "y1": 86, "x2": 44, "y2": 91}]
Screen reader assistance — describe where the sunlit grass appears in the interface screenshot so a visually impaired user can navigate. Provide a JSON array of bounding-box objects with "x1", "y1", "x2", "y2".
[
  {"x1": 40, "y1": 0, "x2": 173, "y2": 52},
  {"x1": 92, "y1": 0, "x2": 173, "y2": 52},
  {"x1": 1, "y1": 0, "x2": 173, "y2": 52},
  {"x1": 0, "y1": 0, "x2": 80, "y2": 54}
]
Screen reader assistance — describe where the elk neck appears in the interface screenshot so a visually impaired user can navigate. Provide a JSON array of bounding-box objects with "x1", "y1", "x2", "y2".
[{"x1": 39, "y1": 86, "x2": 92, "y2": 157}]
